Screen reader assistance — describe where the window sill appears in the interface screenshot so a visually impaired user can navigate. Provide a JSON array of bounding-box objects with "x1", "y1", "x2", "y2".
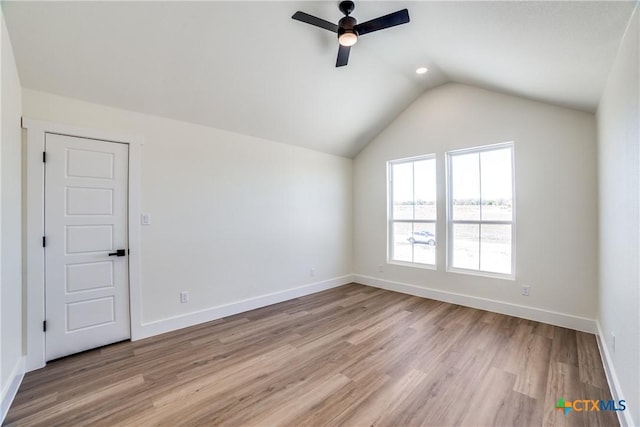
[
  {"x1": 388, "y1": 260, "x2": 437, "y2": 271},
  {"x1": 446, "y1": 267, "x2": 515, "y2": 281}
]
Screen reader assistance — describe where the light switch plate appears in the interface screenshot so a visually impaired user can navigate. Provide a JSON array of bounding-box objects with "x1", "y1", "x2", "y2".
[{"x1": 141, "y1": 213, "x2": 151, "y2": 225}]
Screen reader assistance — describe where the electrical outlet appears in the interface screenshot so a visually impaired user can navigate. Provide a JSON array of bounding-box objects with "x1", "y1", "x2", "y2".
[
  {"x1": 180, "y1": 291, "x2": 189, "y2": 303},
  {"x1": 310, "y1": 268, "x2": 316, "y2": 277},
  {"x1": 612, "y1": 332, "x2": 615, "y2": 352},
  {"x1": 378, "y1": 264, "x2": 384, "y2": 273},
  {"x1": 521, "y1": 285, "x2": 530, "y2": 296}
]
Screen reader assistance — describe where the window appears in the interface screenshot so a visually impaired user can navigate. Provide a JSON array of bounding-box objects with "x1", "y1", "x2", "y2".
[
  {"x1": 388, "y1": 155, "x2": 437, "y2": 266},
  {"x1": 447, "y1": 142, "x2": 514, "y2": 277}
]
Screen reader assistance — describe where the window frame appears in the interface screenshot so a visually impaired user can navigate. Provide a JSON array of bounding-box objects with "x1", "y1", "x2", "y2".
[
  {"x1": 387, "y1": 154, "x2": 437, "y2": 269},
  {"x1": 446, "y1": 142, "x2": 516, "y2": 279}
]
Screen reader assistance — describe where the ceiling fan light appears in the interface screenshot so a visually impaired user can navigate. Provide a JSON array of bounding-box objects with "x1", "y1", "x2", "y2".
[{"x1": 338, "y1": 31, "x2": 358, "y2": 46}]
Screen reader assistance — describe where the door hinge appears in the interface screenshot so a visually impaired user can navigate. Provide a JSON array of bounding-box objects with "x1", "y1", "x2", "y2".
[
  {"x1": 43, "y1": 152, "x2": 46, "y2": 163},
  {"x1": 42, "y1": 236, "x2": 46, "y2": 247},
  {"x1": 43, "y1": 320, "x2": 47, "y2": 332}
]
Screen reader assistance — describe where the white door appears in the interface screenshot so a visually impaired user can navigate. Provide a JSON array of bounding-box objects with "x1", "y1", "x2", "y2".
[{"x1": 44, "y1": 133, "x2": 131, "y2": 361}]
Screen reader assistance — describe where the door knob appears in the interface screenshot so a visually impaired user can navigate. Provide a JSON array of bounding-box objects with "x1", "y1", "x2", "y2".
[{"x1": 108, "y1": 249, "x2": 126, "y2": 257}]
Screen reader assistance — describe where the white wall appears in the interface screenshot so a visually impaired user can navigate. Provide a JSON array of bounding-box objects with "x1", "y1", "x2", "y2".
[
  {"x1": 22, "y1": 89, "x2": 352, "y2": 327},
  {"x1": 597, "y1": 5, "x2": 639, "y2": 426},
  {"x1": 1, "y1": 6, "x2": 24, "y2": 418},
  {"x1": 354, "y1": 83, "x2": 598, "y2": 327}
]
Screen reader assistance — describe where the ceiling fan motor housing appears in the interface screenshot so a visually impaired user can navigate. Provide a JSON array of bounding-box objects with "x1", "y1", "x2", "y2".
[{"x1": 338, "y1": 16, "x2": 358, "y2": 37}]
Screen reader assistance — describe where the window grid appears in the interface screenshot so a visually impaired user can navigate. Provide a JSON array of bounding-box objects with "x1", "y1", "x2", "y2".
[
  {"x1": 446, "y1": 142, "x2": 515, "y2": 278},
  {"x1": 388, "y1": 155, "x2": 437, "y2": 267}
]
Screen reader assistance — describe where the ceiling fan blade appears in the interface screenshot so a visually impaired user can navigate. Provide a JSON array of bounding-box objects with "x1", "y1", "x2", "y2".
[
  {"x1": 292, "y1": 11, "x2": 339, "y2": 33},
  {"x1": 354, "y1": 9, "x2": 409, "y2": 36},
  {"x1": 336, "y1": 44, "x2": 351, "y2": 67}
]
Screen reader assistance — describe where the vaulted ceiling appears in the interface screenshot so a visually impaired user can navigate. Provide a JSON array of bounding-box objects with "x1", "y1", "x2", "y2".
[{"x1": 3, "y1": 1, "x2": 636, "y2": 157}]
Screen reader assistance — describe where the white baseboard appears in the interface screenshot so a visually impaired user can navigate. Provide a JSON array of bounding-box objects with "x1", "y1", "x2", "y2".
[
  {"x1": 132, "y1": 275, "x2": 354, "y2": 340},
  {"x1": 354, "y1": 274, "x2": 597, "y2": 333},
  {"x1": 595, "y1": 322, "x2": 635, "y2": 427},
  {"x1": 1, "y1": 356, "x2": 25, "y2": 424}
]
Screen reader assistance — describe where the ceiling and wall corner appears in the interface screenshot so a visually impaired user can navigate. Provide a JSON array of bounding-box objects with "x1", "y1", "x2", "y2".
[{"x1": 1, "y1": 1, "x2": 636, "y2": 158}]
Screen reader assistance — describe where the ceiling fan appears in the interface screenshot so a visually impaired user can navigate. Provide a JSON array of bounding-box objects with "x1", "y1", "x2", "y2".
[{"x1": 292, "y1": 1, "x2": 410, "y2": 67}]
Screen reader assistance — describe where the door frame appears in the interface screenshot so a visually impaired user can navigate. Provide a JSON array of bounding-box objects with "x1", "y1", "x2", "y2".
[{"x1": 23, "y1": 118, "x2": 144, "y2": 371}]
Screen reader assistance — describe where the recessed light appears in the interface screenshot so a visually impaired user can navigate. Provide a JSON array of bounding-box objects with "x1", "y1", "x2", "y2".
[{"x1": 415, "y1": 67, "x2": 428, "y2": 75}]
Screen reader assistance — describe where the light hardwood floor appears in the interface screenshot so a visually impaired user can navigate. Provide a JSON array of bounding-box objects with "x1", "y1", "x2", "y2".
[{"x1": 5, "y1": 284, "x2": 617, "y2": 426}]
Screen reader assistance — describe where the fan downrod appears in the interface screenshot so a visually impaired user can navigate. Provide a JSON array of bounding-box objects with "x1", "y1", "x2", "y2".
[{"x1": 339, "y1": 1, "x2": 355, "y2": 16}]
